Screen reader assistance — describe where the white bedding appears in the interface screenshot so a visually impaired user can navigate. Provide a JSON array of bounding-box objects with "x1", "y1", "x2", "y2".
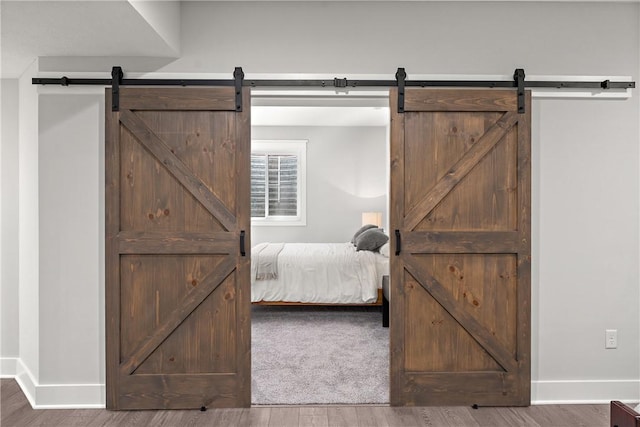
[{"x1": 251, "y1": 242, "x2": 389, "y2": 304}]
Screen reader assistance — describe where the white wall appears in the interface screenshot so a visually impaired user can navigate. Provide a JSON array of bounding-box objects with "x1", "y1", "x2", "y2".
[
  {"x1": 128, "y1": 0, "x2": 181, "y2": 55},
  {"x1": 166, "y1": 1, "x2": 637, "y2": 76},
  {"x1": 1, "y1": 79, "x2": 20, "y2": 361},
  {"x1": 252, "y1": 126, "x2": 387, "y2": 245},
  {"x1": 38, "y1": 95, "x2": 104, "y2": 387},
  {"x1": 6, "y1": 0, "x2": 640, "y2": 406},
  {"x1": 17, "y1": 61, "x2": 40, "y2": 398},
  {"x1": 533, "y1": 97, "x2": 640, "y2": 402}
]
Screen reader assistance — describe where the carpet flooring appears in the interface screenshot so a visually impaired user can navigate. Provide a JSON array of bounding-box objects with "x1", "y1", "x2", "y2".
[{"x1": 251, "y1": 306, "x2": 389, "y2": 405}]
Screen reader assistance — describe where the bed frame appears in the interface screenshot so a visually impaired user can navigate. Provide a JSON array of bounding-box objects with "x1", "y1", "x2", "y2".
[
  {"x1": 252, "y1": 288, "x2": 384, "y2": 306},
  {"x1": 611, "y1": 401, "x2": 640, "y2": 427}
]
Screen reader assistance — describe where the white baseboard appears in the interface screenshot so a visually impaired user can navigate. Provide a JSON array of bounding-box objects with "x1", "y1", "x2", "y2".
[
  {"x1": 0, "y1": 357, "x2": 105, "y2": 408},
  {"x1": 532, "y1": 379, "x2": 640, "y2": 405}
]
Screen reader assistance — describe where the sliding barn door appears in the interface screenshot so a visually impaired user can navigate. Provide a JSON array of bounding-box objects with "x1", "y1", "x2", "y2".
[
  {"x1": 105, "y1": 87, "x2": 251, "y2": 409},
  {"x1": 389, "y1": 88, "x2": 531, "y2": 406}
]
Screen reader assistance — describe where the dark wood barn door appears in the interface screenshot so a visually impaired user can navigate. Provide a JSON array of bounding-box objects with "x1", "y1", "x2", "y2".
[
  {"x1": 389, "y1": 88, "x2": 531, "y2": 406},
  {"x1": 105, "y1": 87, "x2": 251, "y2": 409}
]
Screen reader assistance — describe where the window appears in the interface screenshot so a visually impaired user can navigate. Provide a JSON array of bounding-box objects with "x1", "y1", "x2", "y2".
[{"x1": 251, "y1": 140, "x2": 307, "y2": 226}]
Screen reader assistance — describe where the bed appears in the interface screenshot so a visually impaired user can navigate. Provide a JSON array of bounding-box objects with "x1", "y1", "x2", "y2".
[{"x1": 251, "y1": 238, "x2": 389, "y2": 305}]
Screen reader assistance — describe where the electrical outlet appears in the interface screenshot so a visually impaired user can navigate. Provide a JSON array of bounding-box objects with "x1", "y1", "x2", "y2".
[{"x1": 605, "y1": 329, "x2": 617, "y2": 349}]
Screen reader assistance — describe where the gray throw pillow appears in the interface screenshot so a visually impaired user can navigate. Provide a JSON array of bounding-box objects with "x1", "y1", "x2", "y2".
[
  {"x1": 351, "y1": 224, "x2": 378, "y2": 244},
  {"x1": 355, "y1": 228, "x2": 389, "y2": 252}
]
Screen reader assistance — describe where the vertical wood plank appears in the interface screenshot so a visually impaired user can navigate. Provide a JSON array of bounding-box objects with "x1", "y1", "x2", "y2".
[
  {"x1": 516, "y1": 91, "x2": 532, "y2": 404},
  {"x1": 388, "y1": 87, "x2": 406, "y2": 407},
  {"x1": 236, "y1": 88, "x2": 252, "y2": 407},
  {"x1": 104, "y1": 88, "x2": 121, "y2": 410}
]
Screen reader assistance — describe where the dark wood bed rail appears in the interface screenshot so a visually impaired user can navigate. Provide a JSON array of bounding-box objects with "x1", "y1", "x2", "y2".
[{"x1": 611, "y1": 401, "x2": 640, "y2": 427}]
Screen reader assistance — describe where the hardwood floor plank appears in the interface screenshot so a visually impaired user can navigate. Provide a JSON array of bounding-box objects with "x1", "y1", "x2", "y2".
[
  {"x1": 55, "y1": 409, "x2": 106, "y2": 427},
  {"x1": 467, "y1": 406, "x2": 514, "y2": 427},
  {"x1": 438, "y1": 407, "x2": 481, "y2": 426},
  {"x1": 384, "y1": 407, "x2": 421, "y2": 427},
  {"x1": 24, "y1": 409, "x2": 77, "y2": 427},
  {"x1": 149, "y1": 409, "x2": 223, "y2": 427},
  {"x1": 1, "y1": 379, "x2": 22, "y2": 402},
  {"x1": 268, "y1": 407, "x2": 299, "y2": 427},
  {"x1": 493, "y1": 407, "x2": 541, "y2": 427},
  {"x1": 1, "y1": 401, "x2": 43, "y2": 427},
  {"x1": 299, "y1": 407, "x2": 329, "y2": 427},
  {"x1": 83, "y1": 409, "x2": 130, "y2": 427},
  {"x1": 212, "y1": 408, "x2": 245, "y2": 426},
  {"x1": 523, "y1": 404, "x2": 601, "y2": 427},
  {"x1": 238, "y1": 407, "x2": 271, "y2": 427},
  {"x1": 174, "y1": 409, "x2": 221, "y2": 427},
  {"x1": 356, "y1": 406, "x2": 390, "y2": 427},
  {"x1": 554, "y1": 404, "x2": 610, "y2": 427},
  {"x1": 414, "y1": 407, "x2": 458, "y2": 427},
  {"x1": 327, "y1": 406, "x2": 359, "y2": 427}
]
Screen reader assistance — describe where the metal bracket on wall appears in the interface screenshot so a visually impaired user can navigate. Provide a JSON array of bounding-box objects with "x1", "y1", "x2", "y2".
[
  {"x1": 396, "y1": 68, "x2": 407, "y2": 113},
  {"x1": 333, "y1": 78, "x2": 348, "y2": 88},
  {"x1": 234, "y1": 67, "x2": 244, "y2": 112},
  {"x1": 514, "y1": 68, "x2": 526, "y2": 114},
  {"x1": 111, "y1": 66, "x2": 123, "y2": 112}
]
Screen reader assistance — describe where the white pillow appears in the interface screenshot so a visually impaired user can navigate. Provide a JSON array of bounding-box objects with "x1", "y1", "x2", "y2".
[{"x1": 379, "y1": 241, "x2": 390, "y2": 257}]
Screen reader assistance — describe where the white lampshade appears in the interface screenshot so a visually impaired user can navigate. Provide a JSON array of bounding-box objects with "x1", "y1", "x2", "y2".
[{"x1": 362, "y1": 212, "x2": 382, "y2": 228}]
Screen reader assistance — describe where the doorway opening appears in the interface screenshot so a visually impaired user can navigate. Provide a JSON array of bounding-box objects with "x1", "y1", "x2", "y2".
[{"x1": 248, "y1": 89, "x2": 392, "y2": 405}]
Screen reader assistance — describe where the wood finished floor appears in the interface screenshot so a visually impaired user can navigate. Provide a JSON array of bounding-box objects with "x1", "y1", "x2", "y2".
[{"x1": 1, "y1": 379, "x2": 610, "y2": 427}]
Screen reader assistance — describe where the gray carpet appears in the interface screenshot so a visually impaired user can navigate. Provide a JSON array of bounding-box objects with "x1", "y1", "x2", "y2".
[{"x1": 251, "y1": 306, "x2": 389, "y2": 405}]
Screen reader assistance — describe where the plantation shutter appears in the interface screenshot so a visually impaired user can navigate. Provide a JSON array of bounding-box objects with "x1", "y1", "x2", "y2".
[
  {"x1": 251, "y1": 154, "x2": 298, "y2": 218},
  {"x1": 251, "y1": 156, "x2": 267, "y2": 217}
]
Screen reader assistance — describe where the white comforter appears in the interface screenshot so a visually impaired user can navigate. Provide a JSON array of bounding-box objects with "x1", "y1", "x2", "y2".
[{"x1": 251, "y1": 242, "x2": 389, "y2": 304}]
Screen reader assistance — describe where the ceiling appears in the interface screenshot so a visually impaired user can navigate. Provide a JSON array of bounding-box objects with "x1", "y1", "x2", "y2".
[{"x1": 0, "y1": 1, "x2": 179, "y2": 79}]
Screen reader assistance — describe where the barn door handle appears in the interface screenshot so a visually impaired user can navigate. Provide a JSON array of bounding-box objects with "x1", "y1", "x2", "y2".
[
  {"x1": 240, "y1": 230, "x2": 246, "y2": 256},
  {"x1": 395, "y1": 229, "x2": 401, "y2": 256}
]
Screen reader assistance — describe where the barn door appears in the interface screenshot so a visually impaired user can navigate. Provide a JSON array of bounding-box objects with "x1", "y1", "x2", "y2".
[
  {"x1": 105, "y1": 87, "x2": 251, "y2": 409},
  {"x1": 389, "y1": 88, "x2": 531, "y2": 406}
]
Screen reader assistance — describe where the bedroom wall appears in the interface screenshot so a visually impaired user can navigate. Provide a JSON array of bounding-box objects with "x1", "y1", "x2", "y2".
[
  {"x1": 6, "y1": 0, "x2": 640, "y2": 406},
  {"x1": 251, "y1": 125, "x2": 388, "y2": 245}
]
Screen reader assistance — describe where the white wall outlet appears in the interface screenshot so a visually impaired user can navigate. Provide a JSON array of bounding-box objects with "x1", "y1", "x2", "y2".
[{"x1": 605, "y1": 329, "x2": 617, "y2": 349}]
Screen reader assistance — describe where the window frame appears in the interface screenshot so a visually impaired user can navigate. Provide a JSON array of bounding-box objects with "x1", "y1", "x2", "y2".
[{"x1": 250, "y1": 139, "x2": 307, "y2": 226}]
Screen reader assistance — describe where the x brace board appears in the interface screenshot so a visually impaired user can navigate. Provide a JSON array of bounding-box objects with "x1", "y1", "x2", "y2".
[{"x1": 32, "y1": 66, "x2": 636, "y2": 114}]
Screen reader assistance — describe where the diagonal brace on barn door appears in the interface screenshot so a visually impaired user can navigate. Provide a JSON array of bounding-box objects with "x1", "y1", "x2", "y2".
[
  {"x1": 403, "y1": 112, "x2": 519, "y2": 231},
  {"x1": 119, "y1": 110, "x2": 237, "y2": 232},
  {"x1": 402, "y1": 257, "x2": 518, "y2": 373},
  {"x1": 119, "y1": 256, "x2": 237, "y2": 376}
]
